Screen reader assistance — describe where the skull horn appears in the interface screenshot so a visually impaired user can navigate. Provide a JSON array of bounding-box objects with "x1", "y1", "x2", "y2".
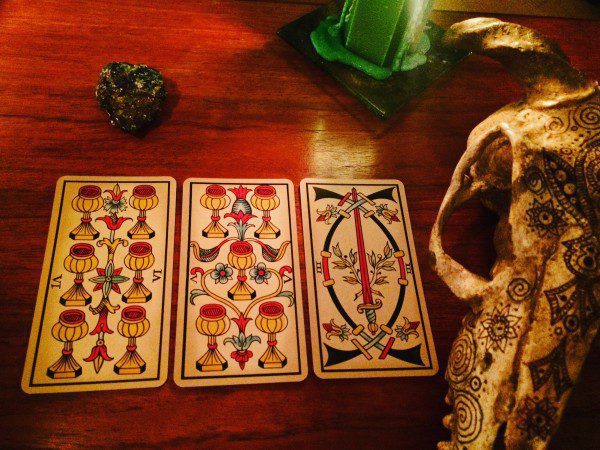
[{"x1": 443, "y1": 18, "x2": 597, "y2": 107}]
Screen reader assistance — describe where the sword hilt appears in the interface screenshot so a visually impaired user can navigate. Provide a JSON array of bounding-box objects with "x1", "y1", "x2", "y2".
[
  {"x1": 358, "y1": 192, "x2": 375, "y2": 206},
  {"x1": 350, "y1": 325, "x2": 372, "y2": 360},
  {"x1": 365, "y1": 309, "x2": 378, "y2": 335},
  {"x1": 338, "y1": 191, "x2": 374, "y2": 218}
]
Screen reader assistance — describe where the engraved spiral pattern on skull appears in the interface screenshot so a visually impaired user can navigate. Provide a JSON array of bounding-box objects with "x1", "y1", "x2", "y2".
[
  {"x1": 447, "y1": 333, "x2": 476, "y2": 386},
  {"x1": 544, "y1": 115, "x2": 570, "y2": 135},
  {"x1": 574, "y1": 102, "x2": 599, "y2": 130},
  {"x1": 507, "y1": 278, "x2": 533, "y2": 302},
  {"x1": 454, "y1": 390, "x2": 483, "y2": 444}
]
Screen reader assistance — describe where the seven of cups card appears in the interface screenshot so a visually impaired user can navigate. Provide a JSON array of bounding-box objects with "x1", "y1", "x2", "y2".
[
  {"x1": 21, "y1": 176, "x2": 176, "y2": 394},
  {"x1": 300, "y1": 179, "x2": 438, "y2": 379},
  {"x1": 174, "y1": 179, "x2": 308, "y2": 387}
]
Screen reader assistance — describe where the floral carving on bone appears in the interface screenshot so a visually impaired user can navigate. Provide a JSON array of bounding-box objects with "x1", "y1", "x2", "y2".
[{"x1": 429, "y1": 18, "x2": 599, "y2": 449}]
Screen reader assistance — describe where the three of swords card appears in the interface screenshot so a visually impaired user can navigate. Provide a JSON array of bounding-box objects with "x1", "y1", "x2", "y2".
[
  {"x1": 22, "y1": 176, "x2": 176, "y2": 394},
  {"x1": 300, "y1": 179, "x2": 438, "y2": 379},
  {"x1": 174, "y1": 179, "x2": 307, "y2": 387}
]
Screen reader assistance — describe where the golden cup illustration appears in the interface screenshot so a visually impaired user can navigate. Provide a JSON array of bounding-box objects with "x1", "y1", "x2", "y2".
[
  {"x1": 200, "y1": 184, "x2": 231, "y2": 238},
  {"x1": 69, "y1": 185, "x2": 104, "y2": 240},
  {"x1": 122, "y1": 242, "x2": 155, "y2": 303},
  {"x1": 128, "y1": 185, "x2": 159, "y2": 239},
  {"x1": 251, "y1": 185, "x2": 281, "y2": 239},
  {"x1": 47, "y1": 310, "x2": 89, "y2": 379},
  {"x1": 60, "y1": 243, "x2": 99, "y2": 307},
  {"x1": 114, "y1": 305, "x2": 150, "y2": 375},
  {"x1": 255, "y1": 301, "x2": 288, "y2": 369},
  {"x1": 227, "y1": 241, "x2": 256, "y2": 301},
  {"x1": 195, "y1": 303, "x2": 231, "y2": 371}
]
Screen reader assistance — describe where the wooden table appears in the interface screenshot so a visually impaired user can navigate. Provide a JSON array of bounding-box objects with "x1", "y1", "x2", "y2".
[{"x1": 0, "y1": 1, "x2": 598, "y2": 447}]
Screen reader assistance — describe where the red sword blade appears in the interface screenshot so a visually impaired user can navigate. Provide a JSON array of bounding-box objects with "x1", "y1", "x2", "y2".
[{"x1": 351, "y1": 188, "x2": 373, "y2": 305}]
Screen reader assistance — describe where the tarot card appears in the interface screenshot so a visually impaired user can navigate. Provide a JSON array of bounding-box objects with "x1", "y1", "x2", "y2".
[
  {"x1": 174, "y1": 179, "x2": 307, "y2": 387},
  {"x1": 300, "y1": 179, "x2": 437, "y2": 379},
  {"x1": 22, "y1": 176, "x2": 176, "y2": 393}
]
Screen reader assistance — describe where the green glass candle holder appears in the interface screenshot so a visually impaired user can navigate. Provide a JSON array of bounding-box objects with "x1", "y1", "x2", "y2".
[{"x1": 278, "y1": 0, "x2": 468, "y2": 118}]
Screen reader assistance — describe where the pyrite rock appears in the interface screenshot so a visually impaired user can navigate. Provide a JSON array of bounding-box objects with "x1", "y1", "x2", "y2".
[
  {"x1": 96, "y1": 62, "x2": 167, "y2": 133},
  {"x1": 429, "y1": 18, "x2": 599, "y2": 449}
]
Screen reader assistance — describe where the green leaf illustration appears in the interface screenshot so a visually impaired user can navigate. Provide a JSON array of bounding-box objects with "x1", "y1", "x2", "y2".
[
  {"x1": 384, "y1": 242, "x2": 392, "y2": 259},
  {"x1": 279, "y1": 290, "x2": 295, "y2": 307},
  {"x1": 343, "y1": 276, "x2": 359, "y2": 285},
  {"x1": 374, "y1": 277, "x2": 389, "y2": 285},
  {"x1": 190, "y1": 289, "x2": 208, "y2": 305},
  {"x1": 349, "y1": 249, "x2": 357, "y2": 265},
  {"x1": 333, "y1": 260, "x2": 348, "y2": 269}
]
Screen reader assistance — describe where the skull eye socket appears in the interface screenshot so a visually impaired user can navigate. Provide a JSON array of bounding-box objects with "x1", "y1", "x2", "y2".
[
  {"x1": 441, "y1": 130, "x2": 514, "y2": 281},
  {"x1": 471, "y1": 133, "x2": 514, "y2": 193},
  {"x1": 430, "y1": 126, "x2": 519, "y2": 300},
  {"x1": 441, "y1": 197, "x2": 499, "y2": 280}
]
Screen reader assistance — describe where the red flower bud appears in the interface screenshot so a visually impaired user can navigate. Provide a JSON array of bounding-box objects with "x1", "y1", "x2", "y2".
[
  {"x1": 228, "y1": 185, "x2": 251, "y2": 199},
  {"x1": 231, "y1": 314, "x2": 252, "y2": 333},
  {"x1": 96, "y1": 215, "x2": 132, "y2": 230},
  {"x1": 104, "y1": 188, "x2": 127, "y2": 201},
  {"x1": 84, "y1": 343, "x2": 113, "y2": 362},
  {"x1": 224, "y1": 211, "x2": 256, "y2": 224}
]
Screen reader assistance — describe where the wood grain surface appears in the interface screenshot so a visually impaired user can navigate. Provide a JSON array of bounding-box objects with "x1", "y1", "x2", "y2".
[{"x1": 0, "y1": 1, "x2": 598, "y2": 448}]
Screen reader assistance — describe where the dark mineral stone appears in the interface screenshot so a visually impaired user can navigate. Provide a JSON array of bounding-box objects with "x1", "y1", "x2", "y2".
[{"x1": 96, "y1": 62, "x2": 167, "y2": 134}]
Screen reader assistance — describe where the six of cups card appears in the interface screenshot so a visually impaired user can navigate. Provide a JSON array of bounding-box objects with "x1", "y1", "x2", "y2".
[{"x1": 22, "y1": 176, "x2": 176, "y2": 394}]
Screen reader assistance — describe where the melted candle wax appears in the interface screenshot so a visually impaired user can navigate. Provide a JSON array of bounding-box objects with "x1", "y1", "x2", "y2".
[{"x1": 311, "y1": 0, "x2": 434, "y2": 80}]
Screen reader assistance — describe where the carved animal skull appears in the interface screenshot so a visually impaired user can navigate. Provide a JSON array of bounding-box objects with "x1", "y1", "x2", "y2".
[{"x1": 429, "y1": 18, "x2": 599, "y2": 449}]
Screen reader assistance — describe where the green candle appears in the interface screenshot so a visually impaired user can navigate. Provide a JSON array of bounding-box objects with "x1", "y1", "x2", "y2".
[
  {"x1": 311, "y1": 0, "x2": 433, "y2": 80},
  {"x1": 344, "y1": 0, "x2": 407, "y2": 67}
]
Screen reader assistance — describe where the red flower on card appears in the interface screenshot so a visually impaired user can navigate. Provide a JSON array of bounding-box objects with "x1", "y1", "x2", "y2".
[
  {"x1": 84, "y1": 338, "x2": 113, "y2": 373},
  {"x1": 84, "y1": 342, "x2": 113, "y2": 362},
  {"x1": 90, "y1": 307, "x2": 114, "y2": 335},
  {"x1": 102, "y1": 184, "x2": 129, "y2": 215},
  {"x1": 224, "y1": 211, "x2": 256, "y2": 224},
  {"x1": 376, "y1": 204, "x2": 400, "y2": 224},
  {"x1": 230, "y1": 350, "x2": 253, "y2": 370},
  {"x1": 322, "y1": 319, "x2": 350, "y2": 342},
  {"x1": 316, "y1": 204, "x2": 339, "y2": 225},
  {"x1": 96, "y1": 215, "x2": 132, "y2": 231},
  {"x1": 224, "y1": 331, "x2": 261, "y2": 369},
  {"x1": 104, "y1": 188, "x2": 127, "y2": 201},
  {"x1": 232, "y1": 313, "x2": 252, "y2": 333},
  {"x1": 228, "y1": 185, "x2": 252, "y2": 200},
  {"x1": 395, "y1": 317, "x2": 420, "y2": 342}
]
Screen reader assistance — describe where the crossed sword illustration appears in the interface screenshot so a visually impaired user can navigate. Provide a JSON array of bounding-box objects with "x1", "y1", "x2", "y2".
[{"x1": 316, "y1": 187, "x2": 416, "y2": 364}]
